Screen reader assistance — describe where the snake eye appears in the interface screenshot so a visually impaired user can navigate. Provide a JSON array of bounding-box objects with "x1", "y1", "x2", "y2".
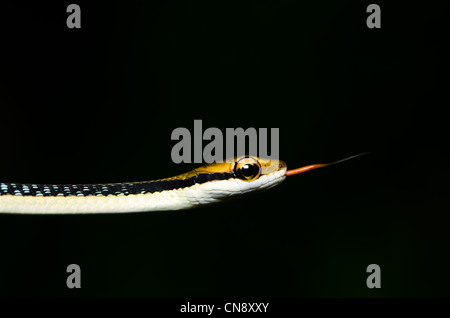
[{"x1": 234, "y1": 157, "x2": 261, "y2": 181}]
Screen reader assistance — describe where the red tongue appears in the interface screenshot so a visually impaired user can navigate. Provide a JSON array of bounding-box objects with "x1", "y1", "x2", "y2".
[
  {"x1": 285, "y1": 153, "x2": 369, "y2": 177},
  {"x1": 285, "y1": 164, "x2": 328, "y2": 176}
]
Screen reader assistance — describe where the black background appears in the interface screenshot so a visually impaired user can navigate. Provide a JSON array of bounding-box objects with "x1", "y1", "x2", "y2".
[{"x1": 0, "y1": 0, "x2": 449, "y2": 297}]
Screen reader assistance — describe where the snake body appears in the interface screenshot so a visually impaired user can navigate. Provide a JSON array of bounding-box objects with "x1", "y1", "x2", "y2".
[{"x1": 0, "y1": 157, "x2": 287, "y2": 214}]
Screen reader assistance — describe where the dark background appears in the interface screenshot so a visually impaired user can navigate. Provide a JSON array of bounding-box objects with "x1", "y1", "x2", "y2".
[{"x1": 0, "y1": 0, "x2": 448, "y2": 297}]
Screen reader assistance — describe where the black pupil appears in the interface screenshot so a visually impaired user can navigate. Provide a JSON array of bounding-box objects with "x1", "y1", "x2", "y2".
[{"x1": 241, "y1": 164, "x2": 258, "y2": 178}]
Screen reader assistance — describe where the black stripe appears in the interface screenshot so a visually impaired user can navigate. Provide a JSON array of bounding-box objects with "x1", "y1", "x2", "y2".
[
  {"x1": 0, "y1": 173, "x2": 234, "y2": 197},
  {"x1": 195, "y1": 172, "x2": 234, "y2": 184}
]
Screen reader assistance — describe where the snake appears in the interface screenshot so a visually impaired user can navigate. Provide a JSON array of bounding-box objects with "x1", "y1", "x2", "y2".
[{"x1": 0, "y1": 155, "x2": 365, "y2": 214}]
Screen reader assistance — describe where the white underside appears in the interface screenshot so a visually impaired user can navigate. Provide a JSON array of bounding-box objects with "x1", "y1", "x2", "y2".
[{"x1": 0, "y1": 170, "x2": 286, "y2": 214}]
